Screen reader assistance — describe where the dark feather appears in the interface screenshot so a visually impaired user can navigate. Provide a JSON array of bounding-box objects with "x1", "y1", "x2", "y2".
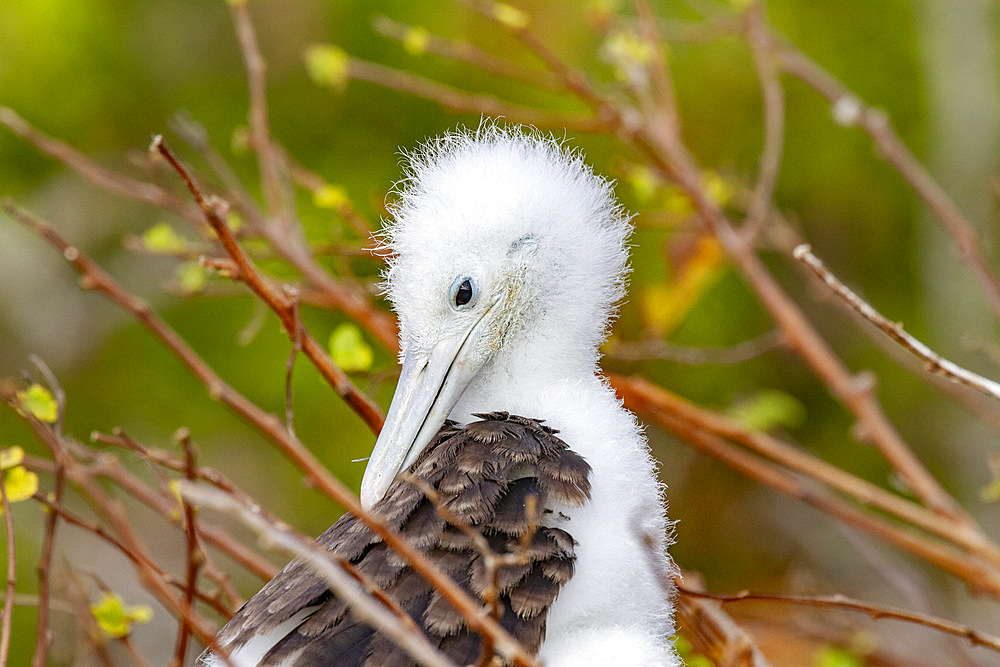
[{"x1": 202, "y1": 413, "x2": 592, "y2": 665}]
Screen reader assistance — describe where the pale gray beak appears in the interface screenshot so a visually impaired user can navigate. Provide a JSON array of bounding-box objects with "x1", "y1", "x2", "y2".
[{"x1": 360, "y1": 313, "x2": 491, "y2": 510}]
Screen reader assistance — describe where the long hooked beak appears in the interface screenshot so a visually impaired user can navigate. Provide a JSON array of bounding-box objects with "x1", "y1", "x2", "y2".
[{"x1": 360, "y1": 311, "x2": 492, "y2": 510}]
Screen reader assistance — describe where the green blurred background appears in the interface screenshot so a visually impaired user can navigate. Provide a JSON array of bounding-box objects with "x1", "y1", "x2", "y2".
[{"x1": 1, "y1": 1, "x2": 999, "y2": 664}]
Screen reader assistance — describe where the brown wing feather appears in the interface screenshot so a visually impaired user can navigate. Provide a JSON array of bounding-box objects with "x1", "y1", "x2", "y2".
[{"x1": 203, "y1": 413, "x2": 591, "y2": 666}]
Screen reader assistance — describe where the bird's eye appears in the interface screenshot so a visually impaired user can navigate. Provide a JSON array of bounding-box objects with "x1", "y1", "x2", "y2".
[{"x1": 449, "y1": 276, "x2": 477, "y2": 309}]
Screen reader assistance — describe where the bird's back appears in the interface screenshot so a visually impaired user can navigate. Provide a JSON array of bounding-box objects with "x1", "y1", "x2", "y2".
[{"x1": 201, "y1": 412, "x2": 592, "y2": 666}]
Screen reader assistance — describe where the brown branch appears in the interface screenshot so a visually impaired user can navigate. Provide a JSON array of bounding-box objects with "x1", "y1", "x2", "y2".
[
  {"x1": 346, "y1": 58, "x2": 604, "y2": 133},
  {"x1": 774, "y1": 42, "x2": 1000, "y2": 325},
  {"x1": 181, "y1": 482, "x2": 456, "y2": 667},
  {"x1": 150, "y1": 137, "x2": 385, "y2": 434},
  {"x1": 6, "y1": 198, "x2": 532, "y2": 662},
  {"x1": 672, "y1": 570, "x2": 773, "y2": 667},
  {"x1": 229, "y1": 0, "x2": 290, "y2": 227},
  {"x1": 607, "y1": 329, "x2": 785, "y2": 364},
  {"x1": 740, "y1": 4, "x2": 785, "y2": 243},
  {"x1": 0, "y1": 452, "x2": 15, "y2": 667},
  {"x1": 28, "y1": 356, "x2": 65, "y2": 667},
  {"x1": 611, "y1": 374, "x2": 1000, "y2": 566},
  {"x1": 10, "y1": 415, "x2": 234, "y2": 664},
  {"x1": 677, "y1": 581, "x2": 1000, "y2": 654},
  {"x1": 26, "y1": 490, "x2": 232, "y2": 620},
  {"x1": 795, "y1": 244, "x2": 1000, "y2": 403},
  {"x1": 613, "y1": 375, "x2": 1000, "y2": 597},
  {"x1": 172, "y1": 430, "x2": 204, "y2": 667},
  {"x1": 372, "y1": 15, "x2": 560, "y2": 91},
  {"x1": 0, "y1": 107, "x2": 202, "y2": 226},
  {"x1": 470, "y1": 0, "x2": 967, "y2": 521}
]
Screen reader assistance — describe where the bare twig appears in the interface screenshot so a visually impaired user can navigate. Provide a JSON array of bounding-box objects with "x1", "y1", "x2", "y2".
[
  {"x1": 0, "y1": 107, "x2": 202, "y2": 225},
  {"x1": 740, "y1": 4, "x2": 785, "y2": 243},
  {"x1": 150, "y1": 137, "x2": 385, "y2": 433},
  {"x1": 795, "y1": 244, "x2": 1000, "y2": 402},
  {"x1": 775, "y1": 43, "x2": 1000, "y2": 324},
  {"x1": 0, "y1": 453, "x2": 15, "y2": 667},
  {"x1": 677, "y1": 581, "x2": 1000, "y2": 654},
  {"x1": 608, "y1": 330, "x2": 785, "y2": 364},
  {"x1": 28, "y1": 356, "x2": 66, "y2": 667},
  {"x1": 372, "y1": 15, "x2": 560, "y2": 91},
  {"x1": 172, "y1": 429, "x2": 205, "y2": 667},
  {"x1": 229, "y1": 0, "x2": 290, "y2": 227},
  {"x1": 346, "y1": 58, "x2": 604, "y2": 133},
  {"x1": 470, "y1": 0, "x2": 968, "y2": 521},
  {"x1": 180, "y1": 482, "x2": 456, "y2": 667},
  {"x1": 612, "y1": 375, "x2": 1000, "y2": 597}
]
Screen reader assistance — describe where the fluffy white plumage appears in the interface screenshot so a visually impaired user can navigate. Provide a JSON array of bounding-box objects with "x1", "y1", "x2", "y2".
[
  {"x1": 207, "y1": 123, "x2": 679, "y2": 666},
  {"x1": 385, "y1": 123, "x2": 679, "y2": 665}
]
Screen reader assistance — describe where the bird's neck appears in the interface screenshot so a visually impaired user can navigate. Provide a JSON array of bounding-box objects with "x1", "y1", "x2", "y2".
[{"x1": 450, "y1": 343, "x2": 605, "y2": 426}]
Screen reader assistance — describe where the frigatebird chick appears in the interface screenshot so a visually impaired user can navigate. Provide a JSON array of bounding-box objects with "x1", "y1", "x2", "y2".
[{"x1": 201, "y1": 124, "x2": 679, "y2": 666}]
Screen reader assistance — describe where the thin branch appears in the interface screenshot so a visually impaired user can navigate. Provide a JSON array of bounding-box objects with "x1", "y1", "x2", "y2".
[
  {"x1": 346, "y1": 58, "x2": 604, "y2": 133},
  {"x1": 28, "y1": 356, "x2": 65, "y2": 667},
  {"x1": 172, "y1": 429, "x2": 204, "y2": 667},
  {"x1": 150, "y1": 137, "x2": 385, "y2": 434},
  {"x1": 676, "y1": 581, "x2": 1000, "y2": 654},
  {"x1": 180, "y1": 482, "x2": 456, "y2": 667},
  {"x1": 0, "y1": 453, "x2": 15, "y2": 667},
  {"x1": 608, "y1": 329, "x2": 785, "y2": 364},
  {"x1": 229, "y1": 0, "x2": 290, "y2": 227},
  {"x1": 740, "y1": 3, "x2": 785, "y2": 243},
  {"x1": 471, "y1": 0, "x2": 968, "y2": 520},
  {"x1": 372, "y1": 15, "x2": 560, "y2": 91},
  {"x1": 795, "y1": 244, "x2": 1000, "y2": 403},
  {"x1": 774, "y1": 42, "x2": 1000, "y2": 325},
  {"x1": 0, "y1": 107, "x2": 202, "y2": 225},
  {"x1": 612, "y1": 375, "x2": 1000, "y2": 597}
]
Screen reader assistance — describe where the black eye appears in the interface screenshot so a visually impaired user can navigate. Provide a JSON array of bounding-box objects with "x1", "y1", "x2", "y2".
[{"x1": 449, "y1": 276, "x2": 477, "y2": 309}]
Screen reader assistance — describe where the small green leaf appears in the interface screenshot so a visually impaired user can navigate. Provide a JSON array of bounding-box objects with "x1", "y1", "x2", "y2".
[
  {"x1": 726, "y1": 389, "x2": 806, "y2": 432},
  {"x1": 402, "y1": 26, "x2": 430, "y2": 56},
  {"x1": 493, "y1": 3, "x2": 529, "y2": 28},
  {"x1": 329, "y1": 323, "x2": 374, "y2": 373},
  {"x1": 815, "y1": 645, "x2": 863, "y2": 667},
  {"x1": 313, "y1": 184, "x2": 349, "y2": 210},
  {"x1": 306, "y1": 44, "x2": 350, "y2": 90},
  {"x1": 176, "y1": 262, "x2": 207, "y2": 294},
  {"x1": 231, "y1": 125, "x2": 251, "y2": 155},
  {"x1": 141, "y1": 222, "x2": 187, "y2": 254},
  {"x1": 90, "y1": 592, "x2": 153, "y2": 639},
  {"x1": 626, "y1": 164, "x2": 658, "y2": 202},
  {"x1": 979, "y1": 453, "x2": 1000, "y2": 503},
  {"x1": 0, "y1": 447, "x2": 24, "y2": 471},
  {"x1": 1, "y1": 465, "x2": 39, "y2": 505},
  {"x1": 15, "y1": 384, "x2": 58, "y2": 423}
]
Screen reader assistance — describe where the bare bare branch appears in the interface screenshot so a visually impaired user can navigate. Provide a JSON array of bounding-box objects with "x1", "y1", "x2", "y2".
[{"x1": 795, "y1": 244, "x2": 1000, "y2": 403}]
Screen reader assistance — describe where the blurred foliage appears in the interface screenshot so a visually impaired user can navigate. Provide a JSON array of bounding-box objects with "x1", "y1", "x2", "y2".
[{"x1": 1, "y1": 0, "x2": 999, "y2": 664}]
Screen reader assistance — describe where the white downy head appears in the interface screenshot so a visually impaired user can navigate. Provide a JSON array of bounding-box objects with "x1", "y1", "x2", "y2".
[{"x1": 361, "y1": 123, "x2": 632, "y2": 509}]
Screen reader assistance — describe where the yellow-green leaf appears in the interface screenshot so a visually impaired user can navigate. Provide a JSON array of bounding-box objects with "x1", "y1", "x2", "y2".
[
  {"x1": 0, "y1": 447, "x2": 24, "y2": 471},
  {"x1": 306, "y1": 44, "x2": 350, "y2": 90},
  {"x1": 329, "y1": 323, "x2": 374, "y2": 373},
  {"x1": 1, "y1": 465, "x2": 39, "y2": 505},
  {"x1": 313, "y1": 184, "x2": 349, "y2": 210},
  {"x1": 626, "y1": 164, "x2": 658, "y2": 203},
  {"x1": 815, "y1": 645, "x2": 863, "y2": 667},
  {"x1": 142, "y1": 222, "x2": 187, "y2": 254},
  {"x1": 16, "y1": 384, "x2": 58, "y2": 423},
  {"x1": 402, "y1": 26, "x2": 430, "y2": 56},
  {"x1": 493, "y1": 3, "x2": 529, "y2": 28},
  {"x1": 231, "y1": 125, "x2": 251, "y2": 155},
  {"x1": 90, "y1": 592, "x2": 153, "y2": 639},
  {"x1": 641, "y1": 236, "x2": 726, "y2": 336},
  {"x1": 727, "y1": 389, "x2": 806, "y2": 432},
  {"x1": 980, "y1": 453, "x2": 1000, "y2": 503},
  {"x1": 176, "y1": 262, "x2": 207, "y2": 294}
]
